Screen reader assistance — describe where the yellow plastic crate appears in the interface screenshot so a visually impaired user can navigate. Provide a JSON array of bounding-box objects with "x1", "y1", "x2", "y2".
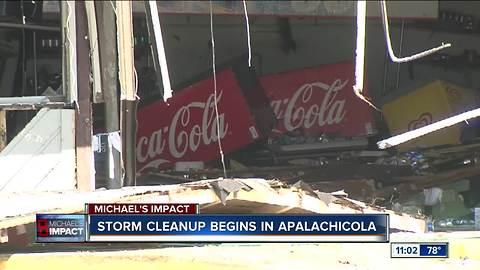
[{"x1": 381, "y1": 80, "x2": 478, "y2": 150}]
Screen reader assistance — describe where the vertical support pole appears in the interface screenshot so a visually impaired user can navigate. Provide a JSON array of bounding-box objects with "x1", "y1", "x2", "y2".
[
  {"x1": 0, "y1": 110, "x2": 6, "y2": 152},
  {"x1": 75, "y1": 1, "x2": 94, "y2": 191},
  {"x1": 116, "y1": 1, "x2": 136, "y2": 187},
  {"x1": 96, "y1": 2, "x2": 122, "y2": 189}
]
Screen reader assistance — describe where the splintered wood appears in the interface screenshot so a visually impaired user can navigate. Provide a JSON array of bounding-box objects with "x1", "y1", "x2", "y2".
[{"x1": 0, "y1": 178, "x2": 425, "y2": 233}]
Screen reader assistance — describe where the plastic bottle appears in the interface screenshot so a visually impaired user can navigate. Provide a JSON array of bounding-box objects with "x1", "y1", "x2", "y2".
[{"x1": 426, "y1": 217, "x2": 434, "y2": 232}]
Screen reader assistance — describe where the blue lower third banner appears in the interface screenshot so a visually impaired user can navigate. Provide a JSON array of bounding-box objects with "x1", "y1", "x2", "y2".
[
  {"x1": 88, "y1": 214, "x2": 389, "y2": 242},
  {"x1": 36, "y1": 214, "x2": 87, "y2": 242}
]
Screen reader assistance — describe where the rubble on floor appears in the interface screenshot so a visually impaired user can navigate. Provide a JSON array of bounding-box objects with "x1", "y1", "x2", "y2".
[{"x1": 134, "y1": 140, "x2": 480, "y2": 232}]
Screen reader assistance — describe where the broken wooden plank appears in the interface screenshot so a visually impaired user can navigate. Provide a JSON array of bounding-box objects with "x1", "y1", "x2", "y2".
[
  {"x1": 116, "y1": 1, "x2": 135, "y2": 102},
  {"x1": 116, "y1": 0, "x2": 136, "y2": 187},
  {"x1": 308, "y1": 179, "x2": 376, "y2": 202},
  {"x1": 0, "y1": 103, "x2": 67, "y2": 111},
  {"x1": 0, "y1": 95, "x2": 67, "y2": 111},
  {"x1": 0, "y1": 179, "x2": 425, "y2": 232}
]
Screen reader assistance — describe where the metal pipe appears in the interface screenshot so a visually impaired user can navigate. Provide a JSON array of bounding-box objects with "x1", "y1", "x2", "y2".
[
  {"x1": 33, "y1": 31, "x2": 38, "y2": 96},
  {"x1": 0, "y1": 22, "x2": 59, "y2": 32},
  {"x1": 380, "y1": 0, "x2": 450, "y2": 63},
  {"x1": 395, "y1": 20, "x2": 405, "y2": 89},
  {"x1": 381, "y1": 49, "x2": 389, "y2": 96}
]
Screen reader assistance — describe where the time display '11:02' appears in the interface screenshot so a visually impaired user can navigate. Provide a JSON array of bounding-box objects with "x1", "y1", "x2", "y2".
[{"x1": 391, "y1": 243, "x2": 448, "y2": 258}]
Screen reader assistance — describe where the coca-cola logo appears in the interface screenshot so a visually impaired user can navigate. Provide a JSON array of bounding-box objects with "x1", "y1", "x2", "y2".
[
  {"x1": 408, "y1": 112, "x2": 433, "y2": 130},
  {"x1": 270, "y1": 79, "x2": 349, "y2": 132},
  {"x1": 136, "y1": 91, "x2": 229, "y2": 172}
]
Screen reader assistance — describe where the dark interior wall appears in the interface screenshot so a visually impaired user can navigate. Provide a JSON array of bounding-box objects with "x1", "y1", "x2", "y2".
[
  {"x1": 156, "y1": 10, "x2": 480, "y2": 103},
  {"x1": 1, "y1": 1, "x2": 479, "y2": 105}
]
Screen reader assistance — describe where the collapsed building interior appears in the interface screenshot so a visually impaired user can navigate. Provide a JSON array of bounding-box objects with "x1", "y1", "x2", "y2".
[{"x1": 0, "y1": 0, "x2": 480, "y2": 267}]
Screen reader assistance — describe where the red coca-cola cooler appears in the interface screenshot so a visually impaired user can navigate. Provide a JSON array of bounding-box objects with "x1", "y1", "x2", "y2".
[
  {"x1": 136, "y1": 61, "x2": 276, "y2": 174},
  {"x1": 259, "y1": 61, "x2": 376, "y2": 138}
]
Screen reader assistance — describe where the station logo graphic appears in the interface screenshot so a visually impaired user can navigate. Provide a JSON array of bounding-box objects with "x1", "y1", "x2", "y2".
[{"x1": 36, "y1": 214, "x2": 86, "y2": 242}]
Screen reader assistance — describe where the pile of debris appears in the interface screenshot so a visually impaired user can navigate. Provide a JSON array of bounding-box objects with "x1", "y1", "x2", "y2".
[{"x1": 137, "y1": 140, "x2": 480, "y2": 232}]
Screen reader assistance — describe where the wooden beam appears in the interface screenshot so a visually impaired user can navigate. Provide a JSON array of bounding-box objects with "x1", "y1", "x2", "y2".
[
  {"x1": 96, "y1": 2, "x2": 122, "y2": 189},
  {"x1": 116, "y1": 1, "x2": 135, "y2": 102},
  {"x1": 85, "y1": 1, "x2": 103, "y2": 103},
  {"x1": 0, "y1": 103, "x2": 67, "y2": 111},
  {"x1": 116, "y1": 1, "x2": 136, "y2": 186},
  {"x1": 61, "y1": 1, "x2": 77, "y2": 103},
  {"x1": 0, "y1": 96, "x2": 68, "y2": 111},
  {"x1": 75, "y1": 1, "x2": 94, "y2": 192}
]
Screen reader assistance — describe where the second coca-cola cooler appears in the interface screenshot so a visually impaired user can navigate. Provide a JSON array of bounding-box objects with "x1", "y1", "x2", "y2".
[
  {"x1": 136, "y1": 62, "x2": 276, "y2": 174},
  {"x1": 259, "y1": 61, "x2": 376, "y2": 138}
]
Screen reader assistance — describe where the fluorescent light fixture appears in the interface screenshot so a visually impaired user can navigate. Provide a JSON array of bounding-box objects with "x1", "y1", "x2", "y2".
[{"x1": 377, "y1": 108, "x2": 480, "y2": 149}]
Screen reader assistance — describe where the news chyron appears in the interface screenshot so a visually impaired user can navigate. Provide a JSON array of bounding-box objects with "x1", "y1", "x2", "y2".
[{"x1": 36, "y1": 203, "x2": 389, "y2": 243}]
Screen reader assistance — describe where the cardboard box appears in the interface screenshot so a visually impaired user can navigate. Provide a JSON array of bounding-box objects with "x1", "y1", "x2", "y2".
[{"x1": 381, "y1": 80, "x2": 478, "y2": 150}]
